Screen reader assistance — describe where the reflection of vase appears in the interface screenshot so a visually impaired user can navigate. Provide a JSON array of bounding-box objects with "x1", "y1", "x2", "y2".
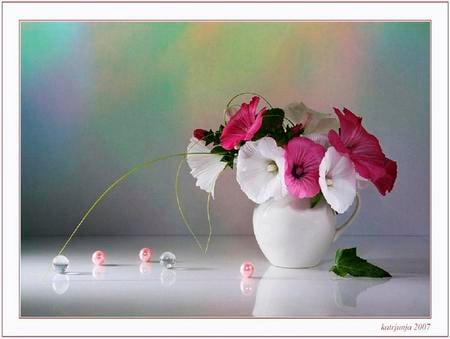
[
  {"x1": 252, "y1": 266, "x2": 388, "y2": 317},
  {"x1": 252, "y1": 266, "x2": 337, "y2": 316},
  {"x1": 253, "y1": 195, "x2": 359, "y2": 268}
]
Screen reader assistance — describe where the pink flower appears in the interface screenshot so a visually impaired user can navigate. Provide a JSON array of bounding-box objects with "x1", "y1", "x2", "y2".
[
  {"x1": 193, "y1": 128, "x2": 207, "y2": 140},
  {"x1": 373, "y1": 158, "x2": 397, "y2": 196},
  {"x1": 220, "y1": 96, "x2": 266, "y2": 150},
  {"x1": 328, "y1": 108, "x2": 387, "y2": 182},
  {"x1": 284, "y1": 137, "x2": 325, "y2": 199},
  {"x1": 328, "y1": 108, "x2": 397, "y2": 195}
]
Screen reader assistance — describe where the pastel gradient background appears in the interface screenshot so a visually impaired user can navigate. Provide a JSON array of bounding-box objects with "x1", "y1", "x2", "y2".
[{"x1": 21, "y1": 22, "x2": 430, "y2": 237}]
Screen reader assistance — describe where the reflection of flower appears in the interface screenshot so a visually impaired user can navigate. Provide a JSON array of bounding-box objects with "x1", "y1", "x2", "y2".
[
  {"x1": 284, "y1": 137, "x2": 325, "y2": 199},
  {"x1": 328, "y1": 108, "x2": 397, "y2": 195},
  {"x1": 319, "y1": 147, "x2": 356, "y2": 213},
  {"x1": 220, "y1": 96, "x2": 266, "y2": 150},
  {"x1": 286, "y1": 102, "x2": 339, "y2": 134},
  {"x1": 186, "y1": 138, "x2": 226, "y2": 199},
  {"x1": 236, "y1": 137, "x2": 286, "y2": 204}
]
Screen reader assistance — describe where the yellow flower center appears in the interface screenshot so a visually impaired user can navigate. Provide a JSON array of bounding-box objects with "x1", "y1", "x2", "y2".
[
  {"x1": 326, "y1": 177, "x2": 334, "y2": 186},
  {"x1": 266, "y1": 161, "x2": 278, "y2": 174}
]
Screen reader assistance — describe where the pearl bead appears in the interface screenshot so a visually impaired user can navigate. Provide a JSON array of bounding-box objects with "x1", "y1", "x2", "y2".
[
  {"x1": 139, "y1": 247, "x2": 152, "y2": 262},
  {"x1": 91, "y1": 250, "x2": 106, "y2": 265},
  {"x1": 159, "y1": 251, "x2": 176, "y2": 269},
  {"x1": 240, "y1": 261, "x2": 255, "y2": 278},
  {"x1": 52, "y1": 255, "x2": 69, "y2": 274}
]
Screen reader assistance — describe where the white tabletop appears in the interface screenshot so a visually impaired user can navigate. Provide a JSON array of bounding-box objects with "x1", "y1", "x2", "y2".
[{"x1": 21, "y1": 235, "x2": 429, "y2": 317}]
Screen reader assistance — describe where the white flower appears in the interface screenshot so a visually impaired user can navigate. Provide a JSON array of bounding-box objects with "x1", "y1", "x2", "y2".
[
  {"x1": 356, "y1": 173, "x2": 370, "y2": 189},
  {"x1": 236, "y1": 137, "x2": 287, "y2": 204},
  {"x1": 285, "y1": 102, "x2": 339, "y2": 134},
  {"x1": 304, "y1": 132, "x2": 330, "y2": 148},
  {"x1": 186, "y1": 138, "x2": 226, "y2": 199},
  {"x1": 319, "y1": 147, "x2": 357, "y2": 213}
]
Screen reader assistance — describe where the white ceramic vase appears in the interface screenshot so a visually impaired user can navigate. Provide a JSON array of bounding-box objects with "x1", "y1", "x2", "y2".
[{"x1": 253, "y1": 194, "x2": 360, "y2": 268}]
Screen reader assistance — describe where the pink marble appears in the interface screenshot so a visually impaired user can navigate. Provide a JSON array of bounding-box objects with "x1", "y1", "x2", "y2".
[
  {"x1": 91, "y1": 250, "x2": 106, "y2": 266},
  {"x1": 139, "y1": 247, "x2": 153, "y2": 262},
  {"x1": 240, "y1": 261, "x2": 255, "y2": 278}
]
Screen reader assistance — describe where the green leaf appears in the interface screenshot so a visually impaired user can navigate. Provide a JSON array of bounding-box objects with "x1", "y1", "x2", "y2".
[
  {"x1": 310, "y1": 193, "x2": 322, "y2": 208},
  {"x1": 210, "y1": 145, "x2": 227, "y2": 155},
  {"x1": 329, "y1": 247, "x2": 392, "y2": 278},
  {"x1": 220, "y1": 153, "x2": 236, "y2": 169},
  {"x1": 203, "y1": 125, "x2": 224, "y2": 146},
  {"x1": 253, "y1": 108, "x2": 285, "y2": 141}
]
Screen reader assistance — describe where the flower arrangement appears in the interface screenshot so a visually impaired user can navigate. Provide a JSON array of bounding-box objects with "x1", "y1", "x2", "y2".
[
  {"x1": 54, "y1": 93, "x2": 397, "y2": 270},
  {"x1": 187, "y1": 95, "x2": 397, "y2": 214}
]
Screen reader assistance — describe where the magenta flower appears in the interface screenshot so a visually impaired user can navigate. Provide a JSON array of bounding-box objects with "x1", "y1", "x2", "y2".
[
  {"x1": 328, "y1": 108, "x2": 397, "y2": 195},
  {"x1": 284, "y1": 137, "x2": 325, "y2": 199},
  {"x1": 373, "y1": 158, "x2": 397, "y2": 196},
  {"x1": 220, "y1": 96, "x2": 266, "y2": 150}
]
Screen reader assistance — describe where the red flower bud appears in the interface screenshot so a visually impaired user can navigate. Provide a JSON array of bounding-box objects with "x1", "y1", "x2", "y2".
[
  {"x1": 193, "y1": 128, "x2": 206, "y2": 140},
  {"x1": 291, "y1": 123, "x2": 304, "y2": 136}
]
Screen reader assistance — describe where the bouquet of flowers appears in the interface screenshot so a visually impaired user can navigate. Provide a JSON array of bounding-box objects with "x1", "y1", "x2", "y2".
[
  {"x1": 53, "y1": 94, "x2": 397, "y2": 273},
  {"x1": 187, "y1": 95, "x2": 397, "y2": 214}
]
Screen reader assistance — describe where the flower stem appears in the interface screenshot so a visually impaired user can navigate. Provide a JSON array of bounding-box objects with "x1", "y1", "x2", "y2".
[
  {"x1": 175, "y1": 159, "x2": 204, "y2": 252},
  {"x1": 56, "y1": 152, "x2": 210, "y2": 256},
  {"x1": 226, "y1": 92, "x2": 273, "y2": 110},
  {"x1": 205, "y1": 193, "x2": 213, "y2": 254}
]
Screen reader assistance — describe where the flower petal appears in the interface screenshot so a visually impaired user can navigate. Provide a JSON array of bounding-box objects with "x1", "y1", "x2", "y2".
[
  {"x1": 284, "y1": 137, "x2": 325, "y2": 199},
  {"x1": 285, "y1": 102, "x2": 339, "y2": 134},
  {"x1": 373, "y1": 158, "x2": 397, "y2": 195},
  {"x1": 330, "y1": 108, "x2": 387, "y2": 182},
  {"x1": 187, "y1": 138, "x2": 226, "y2": 199},
  {"x1": 220, "y1": 96, "x2": 265, "y2": 150},
  {"x1": 319, "y1": 147, "x2": 356, "y2": 213},
  {"x1": 304, "y1": 133, "x2": 330, "y2": 148},
  {"x1": 236, "y1": 137, "x2": 286, "y2": 204}
]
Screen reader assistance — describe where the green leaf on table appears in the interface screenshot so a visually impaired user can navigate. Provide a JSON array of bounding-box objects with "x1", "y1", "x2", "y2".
[{"x1": 329, "y1": 248, "x2": 392, "y2": 278}]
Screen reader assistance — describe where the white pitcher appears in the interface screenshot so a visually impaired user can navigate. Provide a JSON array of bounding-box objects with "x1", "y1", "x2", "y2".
[{"x1": 253, "y1": 194, "x2": 360, "y2": 268}]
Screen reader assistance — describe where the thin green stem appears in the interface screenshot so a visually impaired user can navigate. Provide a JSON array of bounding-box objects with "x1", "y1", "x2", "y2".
[
  {"x1": 226, "y1": 92, "x2": 273, "y2": 109},
  {"x1": 175, "y1": 159, "x2": 204, "y2": 252},
  {"x1": 57, "y1": 152, "x2": 210, "y2": 256},
  {"x1": 204, "y1": 193, "x2": 213, "y2": 254}
]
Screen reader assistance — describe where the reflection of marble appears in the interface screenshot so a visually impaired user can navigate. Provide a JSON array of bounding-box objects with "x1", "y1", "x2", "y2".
[
  {"x1": 240, "y1": 278, "x2": 256, "y2": 296},
  {"x1": 92, "y1": 265, "x2": 106, "y2": 280},
  {"x1": 139, "y1": 262, "x2": 152, "y2": 274},
  {"x1": 253, "y1": 266, "x2": 390, "y2": 317},
  {"x1": 160, "y1": 269, "x2": 176, "y2": 287},
  {"x1": 51, "y1": 274, "x2": 70, "y2": 295}
]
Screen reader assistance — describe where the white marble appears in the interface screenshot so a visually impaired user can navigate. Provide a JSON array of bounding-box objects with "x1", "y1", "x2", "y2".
[{"x1": 21, "y1": 235, "x2": 429, "y2": 317}]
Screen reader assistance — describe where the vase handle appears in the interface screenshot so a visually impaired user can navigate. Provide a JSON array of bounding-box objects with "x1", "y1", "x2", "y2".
[{"x1": 333, "y1": 193, "x2": 360, "y2": 242}]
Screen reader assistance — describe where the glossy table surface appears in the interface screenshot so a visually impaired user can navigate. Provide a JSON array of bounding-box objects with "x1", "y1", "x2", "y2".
[{"x1": 21, "y1": 235, "x2": 429, "y2": 317}]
